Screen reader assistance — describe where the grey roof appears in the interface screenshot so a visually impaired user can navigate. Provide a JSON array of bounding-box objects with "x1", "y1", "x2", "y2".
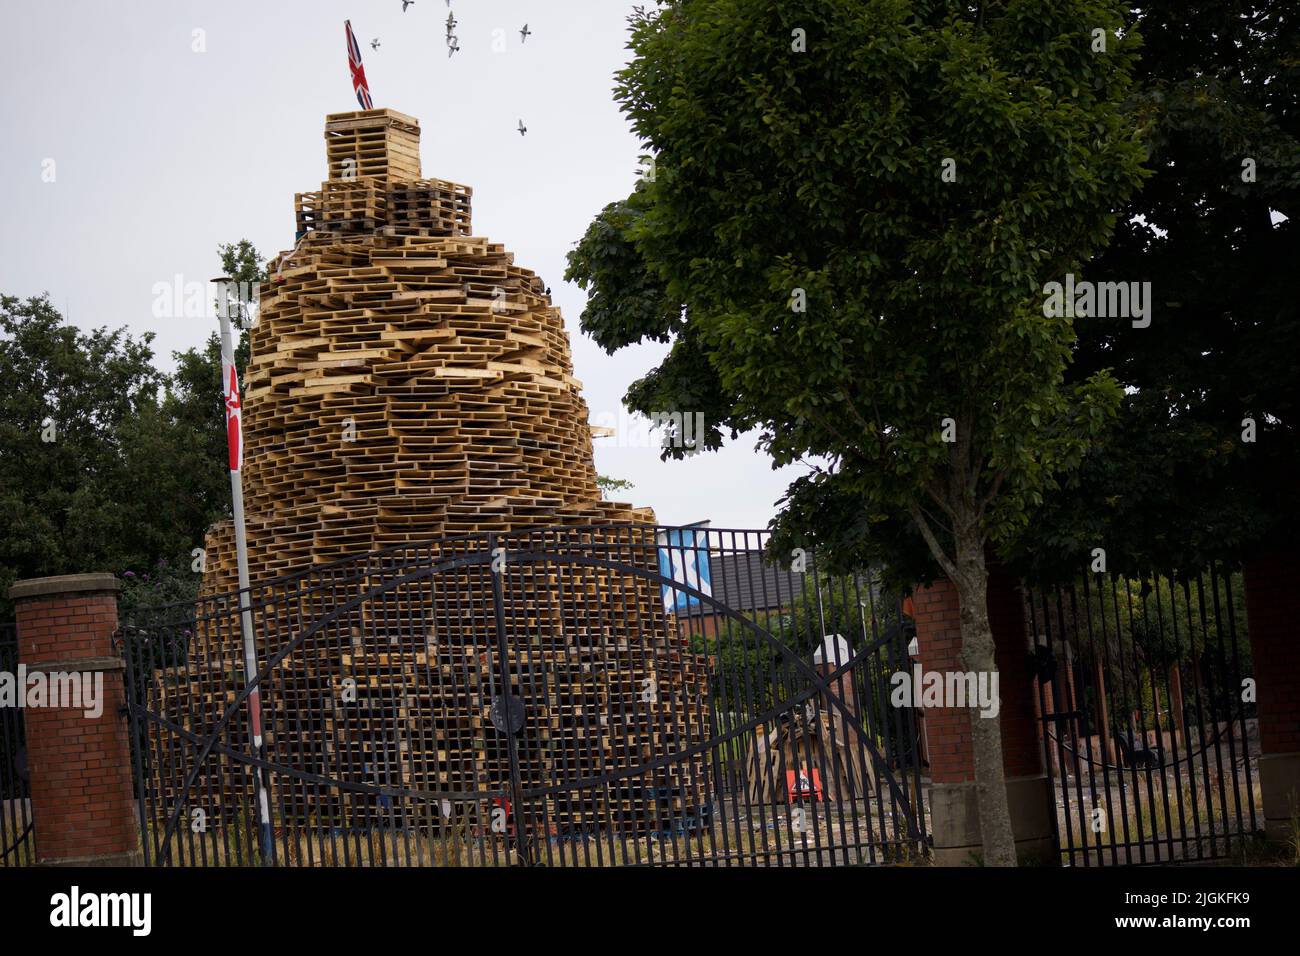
[{"x1": 701, "y1": 551, "x2": 805, "y2": 614}]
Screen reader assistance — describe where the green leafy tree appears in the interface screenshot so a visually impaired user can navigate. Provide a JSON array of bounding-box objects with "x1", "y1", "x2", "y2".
[
  {"x1": 1020, "y1": 1, "x2": 1299, "y2": 579},
  {"x1": 0, "y1": 263, "x2": 266, "y2": 618},
  {"x1": 217, "y1": 238, "x2": 266, "y2": 369},
  {"x1": 0, "y1": 296, "x2": 181, "y2": 614},
  {"x1": 567, "y1": 0, "x2": 1147, "y2": 863},
  {"x1": 596, "y1": 474, "x2": 636, "y2": 499}
]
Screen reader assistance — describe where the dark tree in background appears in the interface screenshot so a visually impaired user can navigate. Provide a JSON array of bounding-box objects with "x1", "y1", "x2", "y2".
[
  {"x1": 0, "y1": 240, "x2": 266, "y2": 617},
  {"x1": 0, "y1": 296, "x2": 196, "y2": 615},
  {"x1": 1021, "y1": 1, "x2": 1299, "y2": 579}
]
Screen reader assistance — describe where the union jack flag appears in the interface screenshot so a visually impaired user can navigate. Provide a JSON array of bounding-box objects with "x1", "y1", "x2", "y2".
[
  {"x1": 345, "y1": 20, "x2": 373, "y2": 109},
  {"x1": 223, "y1": 357, "x2": 243, "y2": 472}
]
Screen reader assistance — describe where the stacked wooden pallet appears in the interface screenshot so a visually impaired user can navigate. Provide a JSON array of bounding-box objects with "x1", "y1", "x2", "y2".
[
  {"x1": 295, "y1": 178, "x2": 471, "y2": 240},
  {"x1": 324, "y1": 109, "x2": 421, "y2": 182},
  {"x1": 387, "y1": 180, "x2": 472, "y2": 236},
  {"x1": 168, "y1": 109, "x2": 711, "y2": 841},
  {"x1": 164, "y1": 552, "x2": 710, "y2": 837}
]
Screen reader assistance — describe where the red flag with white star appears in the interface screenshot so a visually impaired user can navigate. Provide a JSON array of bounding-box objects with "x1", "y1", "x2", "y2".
[{"x1": 223, "y1": 358, "x2": 243, "y2": 472}]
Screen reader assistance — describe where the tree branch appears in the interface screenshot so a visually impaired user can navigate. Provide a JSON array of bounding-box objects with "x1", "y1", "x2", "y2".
[
  {"x1": 908, "y1": 499, "x2": 959, "y2": 581},
  {"x1": 923, "y1": 477, "x2": 958, "y2": 522},
  {"x1": 977, "y1": 466, "x2": 1009, "y2": 520}
]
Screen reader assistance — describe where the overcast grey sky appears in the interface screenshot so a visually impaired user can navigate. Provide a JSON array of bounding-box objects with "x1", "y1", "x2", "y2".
[{"x1": 0, "y1": 0, "x2": 812, "y2": 531}]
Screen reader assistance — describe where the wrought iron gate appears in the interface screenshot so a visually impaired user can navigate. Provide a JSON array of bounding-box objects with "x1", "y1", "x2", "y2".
[
  {"x1": 120, "y1": 525, "x2": 929, "y2": 866},
  {"x1": 0, "y1": 624, "x2": 34, "y2": 867},
  {"x1": 1029, "y1": 562, "x2": 1260, "y2": 865}
]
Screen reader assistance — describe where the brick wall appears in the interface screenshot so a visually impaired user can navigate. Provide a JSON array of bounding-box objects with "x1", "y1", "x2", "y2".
[
  {"x1": 911, "y1": 579, "x2": 969, "y2": 783},
  {"x1": 988, "y1": 571, "x2": 1042, "y2": 778},
  {"x1": 1244, "y1": 551, "x2": 1300, "y2": 756},
  {"x1": 912, "y1": 572, "x2": 1042, "y2": 783},
  {"x1": 9, "y1": 574, "x2": 139, "y2": 865}
]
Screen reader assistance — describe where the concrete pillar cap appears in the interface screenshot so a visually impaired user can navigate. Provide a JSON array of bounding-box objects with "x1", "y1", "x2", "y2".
[{"x1": 8, "y1": 573, "x2": 121, "y2": 602}]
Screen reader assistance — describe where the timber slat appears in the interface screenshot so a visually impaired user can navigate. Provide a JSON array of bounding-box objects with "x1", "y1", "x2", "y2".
[{"x1": 174, "y1": 110, "x2": 711, "y2": 835}]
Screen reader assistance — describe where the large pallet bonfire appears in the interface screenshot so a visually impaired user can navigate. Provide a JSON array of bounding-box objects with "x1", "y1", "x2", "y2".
[{"x1": 155, "y1": 110, "x2": 711, "y2": 840}]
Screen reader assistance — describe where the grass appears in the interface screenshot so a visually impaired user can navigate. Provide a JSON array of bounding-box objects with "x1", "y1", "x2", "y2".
[
  {"x1": 141, "y1": 804, "x2": 510, "y2": 867},
  {"x1": 134, "y1": 799, "x2": 928, "y2": 867},
  {"x1": 1229, "y1": 791, "x2": 1300, "y2": 867},
  {"x1": 1062, "y1": 767, "x2": 1267, "y2": 863}
]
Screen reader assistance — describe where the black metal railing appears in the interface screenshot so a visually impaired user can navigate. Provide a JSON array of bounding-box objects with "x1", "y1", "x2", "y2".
[
  {"x1": 0, "y1": 623, "x2": 35, "y2": 866},
  {"x1": 119, "y1": 524, "x2": 930, "y2": 867},
  {"x1": 1028, "y1": 562, "x2": 1259, "y2": 865}
]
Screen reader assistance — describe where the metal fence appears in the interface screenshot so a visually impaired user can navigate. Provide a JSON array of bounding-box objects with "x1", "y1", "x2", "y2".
[
  {"x1": 120, "y1": 525, "x2": 930, "y2": 867},
  {"x1": 0, "y1": 623, "x2": 35, "y2": 866},
  {"x1": 1028, "y1": 562, "x2": 1258, "y2": 865}
]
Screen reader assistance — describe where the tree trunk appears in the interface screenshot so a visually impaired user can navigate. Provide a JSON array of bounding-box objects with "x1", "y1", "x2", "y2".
[{"x1": 951, "y1": 527, "x2": 1018, "y2": 866}]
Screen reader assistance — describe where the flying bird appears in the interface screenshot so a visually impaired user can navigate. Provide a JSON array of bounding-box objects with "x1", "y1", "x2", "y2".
[
  {"x1": 447, "y1": 36, "x2": 460, "y2": 57},
  {"x1": 446, "y1": 12, "x2": 457, "y2": 34},
  {"x1": 401, "y1": 0, "x2": 415, "y2": 11},
  {"x1": 517, "y1": 119, "x2": 527, "y2": 136},
  {"x1": 370, "y1": 38, "x2": 381, "y2": 51},
  {"x1": 520, "y1": 24, "x2": 531, "y2": 43}
]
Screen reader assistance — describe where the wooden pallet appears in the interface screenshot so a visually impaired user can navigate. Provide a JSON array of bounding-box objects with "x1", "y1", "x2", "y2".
[
  {"x1": 296, "y1": 178, "x2": 471, "y2": 240},
  {"x1": 324, "y1": 109, "x2": 421, "y2": 183},
  {"x1": 176, "y1": 110, "x2": 712, "y2": 837}
]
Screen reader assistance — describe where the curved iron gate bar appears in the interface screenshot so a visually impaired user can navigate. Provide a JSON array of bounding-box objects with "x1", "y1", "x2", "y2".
[
  {"x1": 149, "y1": 548, "x2": 510, "y2": 859},
  {"x1": 145, "y1": 532, "x2": 690, "y2": 628},
  {"x1": 1043, "y1": 727, "x2": 1252, "y2": 772},
  {"x1": 495, "y1": 548, "x2": 924, "y2": 829},
  {"x1": 131, "y1": 641, "x2": 920, "y2": 836},
  {"x1": 0, "y1": 821, "x2": 32, "y2": 861},
  {"x1": 516, "y1": 644, "x2": 920, "y2": 829},
  {"x1": 150, "y1": 546, "x2": 922, "y2": 859},
  {"x1": 125, "y1": 530, "x2": 508, "y2": 619}
]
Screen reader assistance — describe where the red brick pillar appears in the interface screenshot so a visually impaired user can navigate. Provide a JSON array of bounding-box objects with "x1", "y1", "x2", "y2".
[
  {"x1": 8, "y1": 574, "x2": 140, "y2": 866},
  {"x1": 912, "y1": 572, "x2": 1053, "y2": 865},
  {"x1": 1243, "y1": 550, "x2": 1300, "y2": 843}
]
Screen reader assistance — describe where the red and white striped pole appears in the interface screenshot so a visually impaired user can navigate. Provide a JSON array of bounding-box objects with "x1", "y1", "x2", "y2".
[{"x1": 215, "y1": 276, "x2": 274, "y2": 863}]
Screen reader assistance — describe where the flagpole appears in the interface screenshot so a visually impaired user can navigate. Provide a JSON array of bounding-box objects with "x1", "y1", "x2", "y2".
[{"x1": 215, "y1": 276, "x2": 275, "y2": 865}]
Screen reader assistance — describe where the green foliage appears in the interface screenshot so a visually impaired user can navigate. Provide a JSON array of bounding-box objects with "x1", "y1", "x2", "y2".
[
  {"x1": 688, "y1": 567, "x2": 914, "y2": 762},
  {"x1": 568, "y1": 0, "x2": 1147, "y2": 581},
  {"x1": 217, "y1": 238, "x2": 266, "y2": 369},
  {"x1": 164, "y1": 331, "x2": 236, "y2": 534},
  {"x1": 0, "y1": 237, "x2": 265, "y2": 619},
  {"x1": 1024, "y1": 3, "x2": 1299, "y2": 577},
  {"x1": 1040, "y1": 569, "x2": 1252, "y2": 730},
  {"x1": 595, "y1": 474, "x2": 636, "y2": 499},
  {"x1": 218, "y1": 238, "x2": 266, "y2": 287},
  {"x1": 117, "y1": 557, "x2": 203, "y2": 619},
  {"x1": 0, "y1": 294, "x2": 191, "y2": 616},
  {"x1": 0, "y1": 239, "x2": 265, "y2": 621},
  {"x1": 689, "y1": 614, "x2": 782, "y2": 712}
]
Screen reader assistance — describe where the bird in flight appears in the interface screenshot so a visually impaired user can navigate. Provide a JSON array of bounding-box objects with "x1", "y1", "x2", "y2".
[
  {"x1": 370, "y1": 38, "x2": 381, "y2": 51},
  {"x1": 520, "y1": 24, "x2": 532, "y2": 43},
  {"x1": 446, "y1": 12, "x2": 457, "y2": 34},
  {"x1": 401, "y1": 0, "x2": 415, "y2": 11},
  {"x1": 517, "y1": 119, "x2": 528, "y2": 136},
  {"x1": 447, "y1": 36, "x2": 460, "y2": 57}
]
